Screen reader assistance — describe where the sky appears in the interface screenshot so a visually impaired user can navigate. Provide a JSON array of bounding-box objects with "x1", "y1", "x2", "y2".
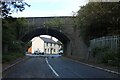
[
  {"x1": 40, "y1": 35, "x2": 58, "y2": 42},
  {"x1": 32, "y1": 35, "x2": 58, "y2": 42},
  {"x1": 12, "y1": 0, "x2": 89, "y2": 17}
]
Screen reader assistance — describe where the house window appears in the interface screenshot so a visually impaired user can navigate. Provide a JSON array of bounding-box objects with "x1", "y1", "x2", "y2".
[
  {"x1": 46, "y1": 43, "x2": 48, "y2": 46},
  {"x1": 54, "y1": 49, "x2": 55, "y2": 52},
  {"x1": 50, "y1": 43, "x2": 52, "y2": 46},
  {"x1": 48, "y1": 49, "x2": 49, "y2": 52},
  {"x1": 45, "y1": 49, "x2": 46, "y2": 52}
]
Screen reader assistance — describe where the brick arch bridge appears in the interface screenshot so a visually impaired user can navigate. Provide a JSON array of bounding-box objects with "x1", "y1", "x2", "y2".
[{"x1": 20, "y1": 16, "x2": 89, "y2": 60}]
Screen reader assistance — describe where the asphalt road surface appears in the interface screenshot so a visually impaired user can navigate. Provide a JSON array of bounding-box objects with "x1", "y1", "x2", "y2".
[{"x1": 2, "y1": 56, "x2": 119, "y2": 79}]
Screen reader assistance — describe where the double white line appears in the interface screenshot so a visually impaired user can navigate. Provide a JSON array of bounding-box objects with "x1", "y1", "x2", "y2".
[{"x1": 45, "y1": 58, "x2": 59, "y2": 77}]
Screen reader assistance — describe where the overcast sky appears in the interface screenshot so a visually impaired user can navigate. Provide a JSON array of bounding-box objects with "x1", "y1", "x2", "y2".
[{"x1": 12, "y1": 0, "x2": 88, "y2": 17}]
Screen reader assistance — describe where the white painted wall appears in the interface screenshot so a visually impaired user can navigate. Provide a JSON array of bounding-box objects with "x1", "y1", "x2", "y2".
[
  {"x1": 31, "y1": 36, "x2": 62, "y2": 54},
  {"x1": 44, "y1": 43, "x2": 61, "y2": 54},
  {"x1": 32, "y1": 37, "x2": 44, "y2": 53}
]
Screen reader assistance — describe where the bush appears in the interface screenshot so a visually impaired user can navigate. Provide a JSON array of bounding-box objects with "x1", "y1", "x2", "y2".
[
  {"x1": 100, "y1": 49, "x2": 115, "y2": 63},
  {"x1": 91, "y1": 47, "x2": 109, "y2": 58},
  {"x1": 2, "y1": 52, "x2": 24, "y2": 63},
  {"x1": 9, "y1": 42, "x2": 24, "y2": 53},
  {"x1": 91, "y1": 47, "x2": 119, "y2": 66}
]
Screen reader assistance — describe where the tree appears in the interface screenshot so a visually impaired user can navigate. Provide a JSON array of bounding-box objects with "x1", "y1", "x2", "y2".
[
  {"x1": 2, "y1": 18, "x2": 28, "y2": 54},
  {"x1": 2, "y1": 1, "x2": 30, "y2": 53},
  {"x1": 2, "y1": 18, "x2": 16, "y2": 53},
  {"x1": 1, "y1": 1, "x2": 30, "y2": 18},
  {"x1": 76, "y1": 2, "x2": 120, "y2": 45}
]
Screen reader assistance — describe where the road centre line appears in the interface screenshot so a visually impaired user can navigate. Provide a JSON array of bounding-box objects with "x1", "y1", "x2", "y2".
[{"x1": 45, "y1": 58, "x2": 59, "y2": 77}]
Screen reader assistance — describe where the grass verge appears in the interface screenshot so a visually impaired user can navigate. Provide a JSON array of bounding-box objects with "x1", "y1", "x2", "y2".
[{"x1": 2, "y1": 52, "x2": 24, "y2": 64}]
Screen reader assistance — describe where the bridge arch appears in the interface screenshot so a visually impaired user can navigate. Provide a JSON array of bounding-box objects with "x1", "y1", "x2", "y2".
[{"x1": 21, "y1": 27, "x2": 71, "y2": 55}]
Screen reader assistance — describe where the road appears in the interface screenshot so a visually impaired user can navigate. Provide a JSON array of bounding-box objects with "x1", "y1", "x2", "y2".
[{"x1": 2, "y1": 56, "x2": 119, "y2": 79}]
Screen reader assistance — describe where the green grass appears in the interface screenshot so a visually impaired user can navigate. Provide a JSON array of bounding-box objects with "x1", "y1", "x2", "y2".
[{"x1": 2, "y1": 52, "x2": 24, "y2": 63}]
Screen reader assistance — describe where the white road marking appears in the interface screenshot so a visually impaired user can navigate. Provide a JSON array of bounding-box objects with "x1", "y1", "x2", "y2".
[
  {"x1": 45, "y1": 58, "x2": 59, "y2": 77},
  {"x1": 66, "y1": 57, "x2": 120, "y2": 75},
  {"x1": 3, "y1": 58, "x2": 26, "y2": 72}
]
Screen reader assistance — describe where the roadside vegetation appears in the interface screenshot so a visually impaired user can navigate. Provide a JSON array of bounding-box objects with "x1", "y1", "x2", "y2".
[
  {"x1": 91, "y1": 47, "x2": 120, "y2": 67},
  {"x1": 76, "y1": 2, "x2": 120, "y2": 45},
  {"x1": 2, "y1": 52, "x2": 24, "y2": 63},
  {"x1": 2, "y1": 1, "x2": 30, "y2": 63},
  {"x1": 2, "y1": 18, "x2": 28, "y2": 63},
  {"x1": 75, "y1": 2, "x2": 120, "y2": 67}
]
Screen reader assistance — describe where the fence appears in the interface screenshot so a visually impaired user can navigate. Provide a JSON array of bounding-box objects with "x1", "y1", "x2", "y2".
[{"x1": 90, "y1": 35, "x2": 120, "y2": 49}]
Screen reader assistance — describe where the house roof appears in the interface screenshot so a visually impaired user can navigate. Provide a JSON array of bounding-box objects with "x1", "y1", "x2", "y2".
[{"x1": 40, "y1": 37, "x2": 57, "y2": 43}]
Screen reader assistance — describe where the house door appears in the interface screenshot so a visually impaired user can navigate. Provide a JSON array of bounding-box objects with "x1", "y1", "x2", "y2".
[{"x1": 50, "y1": 48, "x2": 53, "y2": 54}]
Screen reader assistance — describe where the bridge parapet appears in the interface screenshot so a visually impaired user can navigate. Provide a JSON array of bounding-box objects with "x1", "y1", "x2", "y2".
[{"x1": 25, "y1": 16, "x2": 75, "y2": 38}]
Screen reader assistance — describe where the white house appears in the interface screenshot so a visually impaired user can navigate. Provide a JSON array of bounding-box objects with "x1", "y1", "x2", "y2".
[{"x1": 31, "y1": 36, "x2": 62, "y2": 54}]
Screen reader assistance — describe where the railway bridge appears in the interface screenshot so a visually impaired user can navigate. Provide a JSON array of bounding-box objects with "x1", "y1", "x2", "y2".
[{"x1": 21, "y1": 16, "x2": 89, "y2": 60}]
